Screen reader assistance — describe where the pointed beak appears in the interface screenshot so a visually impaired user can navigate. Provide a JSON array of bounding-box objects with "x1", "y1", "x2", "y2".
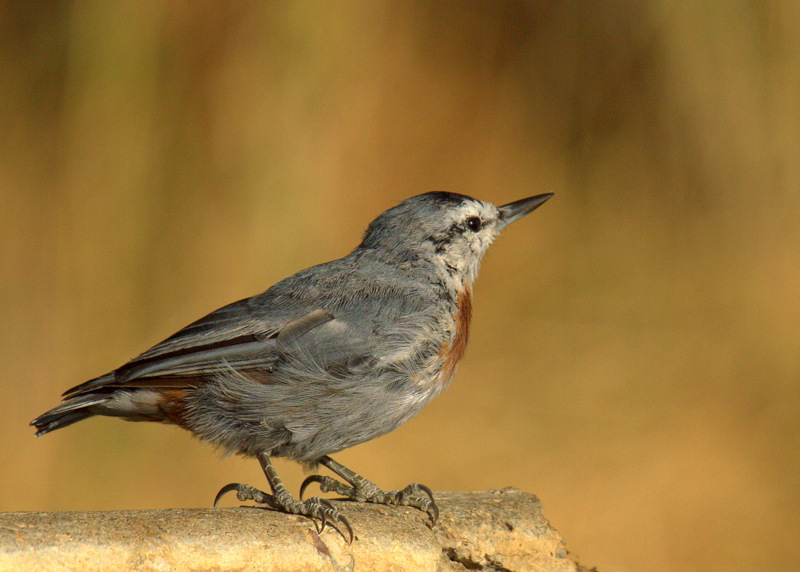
[{"x1": 497, "y1": 193, "x2": 554, "y2": 229}]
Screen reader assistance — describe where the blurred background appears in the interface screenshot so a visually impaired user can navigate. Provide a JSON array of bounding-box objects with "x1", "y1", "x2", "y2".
[{"x1": 2, "y1": 2, "x2": 798, "y2": 570}]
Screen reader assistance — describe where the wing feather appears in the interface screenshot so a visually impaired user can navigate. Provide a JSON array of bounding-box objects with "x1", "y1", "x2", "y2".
[{"x1": 62, "y1": 256, "x2": 446, "y2": 399}]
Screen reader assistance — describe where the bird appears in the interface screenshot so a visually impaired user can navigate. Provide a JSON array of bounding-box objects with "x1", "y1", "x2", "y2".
[{"x1": 31, "y1": 191, "x2": 553, "y2": 542}]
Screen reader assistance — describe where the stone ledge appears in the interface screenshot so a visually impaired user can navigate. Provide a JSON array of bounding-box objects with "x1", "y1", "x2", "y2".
[{"x1": 0, "y1": 488, "x2": 586, "y2": 571}]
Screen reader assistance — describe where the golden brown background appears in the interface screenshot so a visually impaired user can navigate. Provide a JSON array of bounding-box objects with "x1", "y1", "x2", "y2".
[{"x1": 3, "y1": 2, "x2": 798, "y2": 570}]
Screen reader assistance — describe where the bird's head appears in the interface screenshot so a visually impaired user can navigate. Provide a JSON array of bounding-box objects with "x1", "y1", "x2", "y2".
[{"x1": 359, "y1": 191, "x2": 553, "y2": 289}]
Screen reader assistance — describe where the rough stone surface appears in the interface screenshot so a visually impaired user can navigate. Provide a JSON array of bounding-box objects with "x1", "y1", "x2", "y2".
[{"x1": 0, "y1": 488, "x2": 585, "y2": 571}]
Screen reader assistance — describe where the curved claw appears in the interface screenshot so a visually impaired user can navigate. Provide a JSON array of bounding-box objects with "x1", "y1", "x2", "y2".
[
  {"x1": 396, "y1": 482, "x2": 435, "y2": 505},
  {"x1": 397, "y1": 483, "x2": 436, "y2": 504},
  {"x1": 341, "y1": 517, "x2": 354, "y2": 545},
  {"x1": 414, "y1": 484, "x2": 439, "y2": 525},
  {"x1": 213, "y1": 483, "x2": 243, "y2": 507},
  {"x1": 332, "y1": 512, "x2": 354, "y2": 545},
  {"x1": 317, "y1": 498, "x2": 335, "y2": 534},
  {"x1": 397, "y1": 483, "x2": 439, "y2": 526},
  {"x1": 428, "y1": 501, "x2": 440, "y2": 525},
  {"x1": 415, "y1": 483, "x2": 435, "y2": 504},
  {"x1": 316, "y1": 498, "x2": 353, "y2": 544},
  {"x1": 299, "y1": 474, "x2": 326, "y2": 500},
  {"x1": 316, "y1": 503, "x2": 328, "y2": 534}
]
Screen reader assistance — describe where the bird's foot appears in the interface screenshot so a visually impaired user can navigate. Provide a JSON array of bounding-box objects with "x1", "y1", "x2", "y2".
[
  {"x1": 300, "y1": 456, "x2": 439, "y2": 527},
  {"x1": 214, "y1": 482, "x2": 353, "y2": 543}
]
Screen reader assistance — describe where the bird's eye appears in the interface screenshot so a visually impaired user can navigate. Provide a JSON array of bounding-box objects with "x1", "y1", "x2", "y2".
[{"x1": 466, "y1": 216, "x2": 482, "y2": 232}]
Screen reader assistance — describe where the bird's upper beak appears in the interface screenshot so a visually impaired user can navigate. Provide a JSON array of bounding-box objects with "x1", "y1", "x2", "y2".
[{"x1": 497, "y1": 193, "x2": 554, "y2": 229}]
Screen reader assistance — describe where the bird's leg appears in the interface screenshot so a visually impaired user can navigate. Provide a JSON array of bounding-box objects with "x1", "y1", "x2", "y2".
[
  {"x1": 214, "y1": 451, "x2": 353, "y2": 543},
  {"x1": 299, "y1": 455, "x2": 439, "y2": 527}
]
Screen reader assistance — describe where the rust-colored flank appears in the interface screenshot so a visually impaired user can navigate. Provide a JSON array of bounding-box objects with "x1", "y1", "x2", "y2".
[{"x1": 438, "y1": 286, "x2": 472, "y2": 388}]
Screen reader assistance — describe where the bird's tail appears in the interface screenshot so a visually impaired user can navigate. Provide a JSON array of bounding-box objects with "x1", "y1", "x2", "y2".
[{"x1": 30, "y1": 393, "x2": 112, "y2": 437}]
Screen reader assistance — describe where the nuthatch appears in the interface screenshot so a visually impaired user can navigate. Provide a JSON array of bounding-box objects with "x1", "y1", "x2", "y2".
[{"x1": 32, "y1": 191, "x2": 553, "y2": 542}]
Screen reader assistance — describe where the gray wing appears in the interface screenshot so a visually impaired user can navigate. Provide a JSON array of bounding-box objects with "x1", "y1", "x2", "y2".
[
  {"x1": 62, "y1": 296, "x2": 329, "y2": 397},
  {"x1": 63, "y1": 257, "x2": 443, "y2": 397}
]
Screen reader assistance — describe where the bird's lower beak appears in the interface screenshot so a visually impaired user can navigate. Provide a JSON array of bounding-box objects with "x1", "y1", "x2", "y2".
[{"x1": 497, "y1": 193, "x2": 554, "y2": 228}]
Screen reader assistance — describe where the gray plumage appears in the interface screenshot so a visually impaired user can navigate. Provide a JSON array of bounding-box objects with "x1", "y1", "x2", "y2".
[{"x1": 31, "y1": 191, "x2": 552, "y2": 539}]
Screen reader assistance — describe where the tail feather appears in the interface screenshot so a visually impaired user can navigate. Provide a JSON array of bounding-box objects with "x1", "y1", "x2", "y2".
[{"x1": 30, "y1": 394, "x2": 111, "y2": 437}]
